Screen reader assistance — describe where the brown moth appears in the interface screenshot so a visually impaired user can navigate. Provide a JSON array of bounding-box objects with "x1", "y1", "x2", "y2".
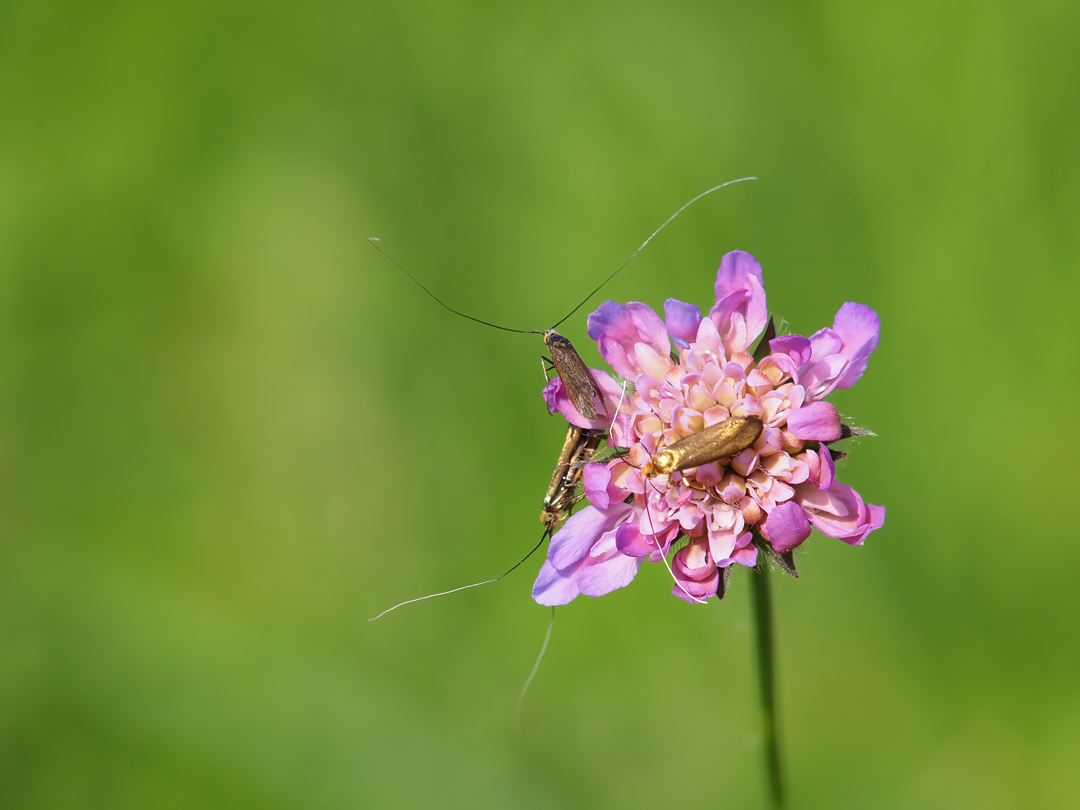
[
  {"x1": 540, "y1": 424, "x2": 606, "y2": 534},
  {"x1": 643, "y1": 416, "x2": 763, "y2": 478},
  {"x1": 539, "y1": 331, "x2": 604, "y2": 420}
]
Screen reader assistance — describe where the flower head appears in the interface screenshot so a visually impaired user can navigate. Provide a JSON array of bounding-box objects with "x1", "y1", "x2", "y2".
[{"x1": 533, "y1": 251, "x2": 885, "y2": 605}]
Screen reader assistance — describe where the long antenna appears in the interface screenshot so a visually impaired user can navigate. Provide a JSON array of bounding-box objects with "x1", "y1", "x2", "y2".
[
  {"x1": 369, "y1": 176, "x2": 757, "y2": 333},
  {"x1": 548, "y1": 176, "x2": 756, "y2": 329},
  {"x1": 515, "y1": 607, "x2": 555, "y2": 737},
  {"x1": 368, "y1": 238, "x2": 533, "y2": 334},
  {"x1": 368, "y1": 529, "x2": 552, "y2": 620}
]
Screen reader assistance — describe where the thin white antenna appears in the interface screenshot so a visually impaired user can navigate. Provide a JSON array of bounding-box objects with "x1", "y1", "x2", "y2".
[
  {"x1": 369, "y1": 531, "x2": 549, "y2": 620},
  {"x1": 515, "y1": 608, "x2": 556, "y2": 737}
]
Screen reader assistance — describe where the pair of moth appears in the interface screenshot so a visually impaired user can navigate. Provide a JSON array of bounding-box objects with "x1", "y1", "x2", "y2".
[
  {"x1": 538, "y1": 327, "x2": 764, "y2": 540},
  {"x1": 370, "y1": 179, "x2": 761, "y2": 607}
]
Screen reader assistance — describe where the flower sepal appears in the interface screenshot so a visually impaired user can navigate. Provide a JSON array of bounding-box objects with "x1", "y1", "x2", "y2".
[{"x1": 753, "y1": 530, "x2": 800, "y2": 578}]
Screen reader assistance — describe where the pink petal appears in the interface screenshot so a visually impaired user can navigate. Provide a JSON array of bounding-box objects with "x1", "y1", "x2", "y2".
[
  {"x1": 769, "y1": 335, "x2": 812, "y2": 367},
  {"x1": 578, "y1": 552, "x2": 644, "y2": 597},
  {"x1": 799, "y1": 482, "x2": 885, "y2": 545},
  {"x1": 549, "y1": 506, "x2": 613, "y2": 569},
  {"x1": 692, "y1": 315, "x2": 725, "y2": 358},
  {"x1": 588, "y1": 301, "x2": 670, "y2": 378},
  {"x1": 831, "y1": 303, "x2": 881, "y2": 390},
  {"x1": 729, "y1": 544, "x2": 758, "y2": 568},
  {"x1": 664, "y1": 298, "x2": 703, "y2": 348},
  {"x1": 764, "y1": 501, "x2": 812, "y2": 553},
  {"x1": 583, "y1": 462, "x2": 618, "y2": 510},
  {"x1": 596, "y1": 334, "x2": 637, "y2": 381},
  {"x1": 708, "y1": 251, "x2": 769, "y2": 354},
  {"x1": 816, "y1": 444, "x2": 835, "y2": 490},
  {"x1": 615, "y1": 521, "x2": 654, "y2": 558},
  {"x1": 802, "y1": 446, "x2": 837, "y2": 491},
  {"x1": 671, "y1": 542, "x2": 720, "y2": 602},
  {"x1": 798, "y1": 355, "x2": 848, "y2": 401},
  {"x1": 787, "y1": 401, "x2": 842, "y2": 441},
  {"x1": 797, "y1": 304, "x2": 880, "y2": 400},
  {"x1": 635, "y1": 342, "x2": 674, "y2": 381},
  {"x1": 808, "y1": 328, "x2": 843, "y2": 361},
  {"x1": 532, "y1": 559, "x2": 583, "y2": 605}
]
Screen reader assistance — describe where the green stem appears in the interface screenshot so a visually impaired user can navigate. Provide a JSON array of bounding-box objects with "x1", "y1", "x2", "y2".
[{"x1": 750, "y1": 559, "x2": 786, "y2": 810}]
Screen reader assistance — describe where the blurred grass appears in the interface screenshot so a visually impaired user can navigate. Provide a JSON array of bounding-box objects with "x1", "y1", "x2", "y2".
[{"x1": 2, "y1": 0, "x2": 1079, "y2": 808}]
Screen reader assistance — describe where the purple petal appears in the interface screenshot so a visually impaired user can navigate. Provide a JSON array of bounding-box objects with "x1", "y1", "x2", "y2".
[
  {"x1": 588, "y1": 301, "x2": 670, "y2": 378},
  {"x1": 798, "y1": 482, "x2": 885, "y2": 546},
  {"x1": 729, "y1": 544, "x2": 758, "y2": 568},
  {"x1": 769, "y1": 335, "x2": 812, "y2": 367},
  {"x1": 596, "y1": 334, "x2": 638, "y2": 381},
  {"x1": 862, "y1": 505, "x2": 887, "y2": 542},
  {"x1": 708, "y1": 251, "x2": 769, "y2": 354},
  {"x1": 615, "y1": 521, "x2": 654, "y2": 558},
  {"x1": 808, "y1": 327, "x2": 843, "y2": 361},
  {"x1": 787, "y1": 401, "x2": 842, "y2": 442},
  {"x1": 797, "y1": 355, "x2": 848, "y2": 401},
  {"x1": 817, "y1": 444, "x2": 836, "y2": 490},
  {"x1": 532, "y1": 559, "x2": 584, "y2": 605},
  {"x1": 804, "y1": 445, "x2": 835, "y2": 491},
  {"x1": 664, "y1": 299, "x2": 702, "y2": 348},
  {"x1": 583, "y1": 462, "x2": 613, "y2": 510},
  {"x1": 764, "y1": 501, "x2": 812, "y2": 553},
  {"x1": 534, "y1": 525, "x2": 644, "y2": 604},
  {"x1": 798, "y1": 304, "x2": 880, "y2": 400},
  {"x1": 548, "y1": 506, "x2": 610, "y2": 569},
  {"x1": 577, "y1": 552, "x2": 644, "y2": 597},
  {"x1": 627, "y1": 302, "x2": 672, "y2": 355},
  {"x1": 635, "y1": 342, "x2": 673, "y2": 381},
  {"x1": 671, "y1": 542, "x2": 720, "y2": 602},
  {"x1": 831, "y1": 303, "x2": 881, "y2": 390}
]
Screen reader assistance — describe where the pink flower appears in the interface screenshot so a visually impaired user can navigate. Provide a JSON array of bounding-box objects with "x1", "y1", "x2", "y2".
[{"x1": 532, "y1": 251, "x2": 885, "y2": 606}]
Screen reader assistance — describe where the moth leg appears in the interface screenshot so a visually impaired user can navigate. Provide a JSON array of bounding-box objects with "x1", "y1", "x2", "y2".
[
  {"x1": 541, "y1": 356, "x2": 555, "y2": 384},
  {"x1": 592, "y1": 447, "x2": 630, "y2": 464}
]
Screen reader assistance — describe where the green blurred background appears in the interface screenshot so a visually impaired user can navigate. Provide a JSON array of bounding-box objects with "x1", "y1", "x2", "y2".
[{"x1": 2, "y1": 1, "x2": 1078, "y2": 808}]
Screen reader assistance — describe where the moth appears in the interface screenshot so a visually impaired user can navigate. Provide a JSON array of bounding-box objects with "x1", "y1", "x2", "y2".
[
  {"x1": 643, "y1": 416, "x2": 764, "y2": 477},
  {"x1": 540, "y1": 424, "x2": 607, "y2": 534}
]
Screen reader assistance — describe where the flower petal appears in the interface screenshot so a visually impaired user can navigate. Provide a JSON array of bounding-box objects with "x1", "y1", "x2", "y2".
[
  {"x1": 786, "y1": 401, "x2": 842, "y2": 441},
  {"x1": 769, "y1": 335, "x2": 812, "y2": 367},
  {"x1": 588, "y1": 301, "x2": 670, "y2": 378},
  {"x1": 549, "y1": 505, "x2": 615, "y2": 569},
  {"x1": 708, "y1": 251, "x2": 769, "y2": 354},
  {"x1": 671, "y1": 541, "x2": 720, "y2": 602},
  {"x1": 615, "y1": 521, "x2": 653, "y2": 557},
  {"x1": 583, "y1": 462, "x2": 624, "y2": 510},
  {"x1": 831, "y1": 303, "x2": 881, "y2": 390},
  {"x1": 635, "y1": 342, "x2": 674, "y2": 381},
  {"x1": 577, "y1": 552, "x2": 644, "y2": 597},
  {"x1": 664, "y1": 299, "x2": 702, "y2": 348},
  {"x1": 802, "y1": 445, "x2": 837, "y2": 491},
  {"x1": 798, "y1": 482, "x2": 885, "y2": 546},
  {"x1": 798, "y1": 304, "x2": 880, "y2": 400},
  {"x1": 729, "y1": 543, "x2": 758, "y2": 568},
  {"x1": 596, "y1": 334, "x2": 638, "y2": 381},
  {"x1": 816, "y1": 444, "x2": 836, "y2": 490},
  {"x1": 532, "y1": 559, "x2": 584, "y2": 605},
  {"x1": 764, "y1": 501, "x2": 813, "y2": 553}
]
